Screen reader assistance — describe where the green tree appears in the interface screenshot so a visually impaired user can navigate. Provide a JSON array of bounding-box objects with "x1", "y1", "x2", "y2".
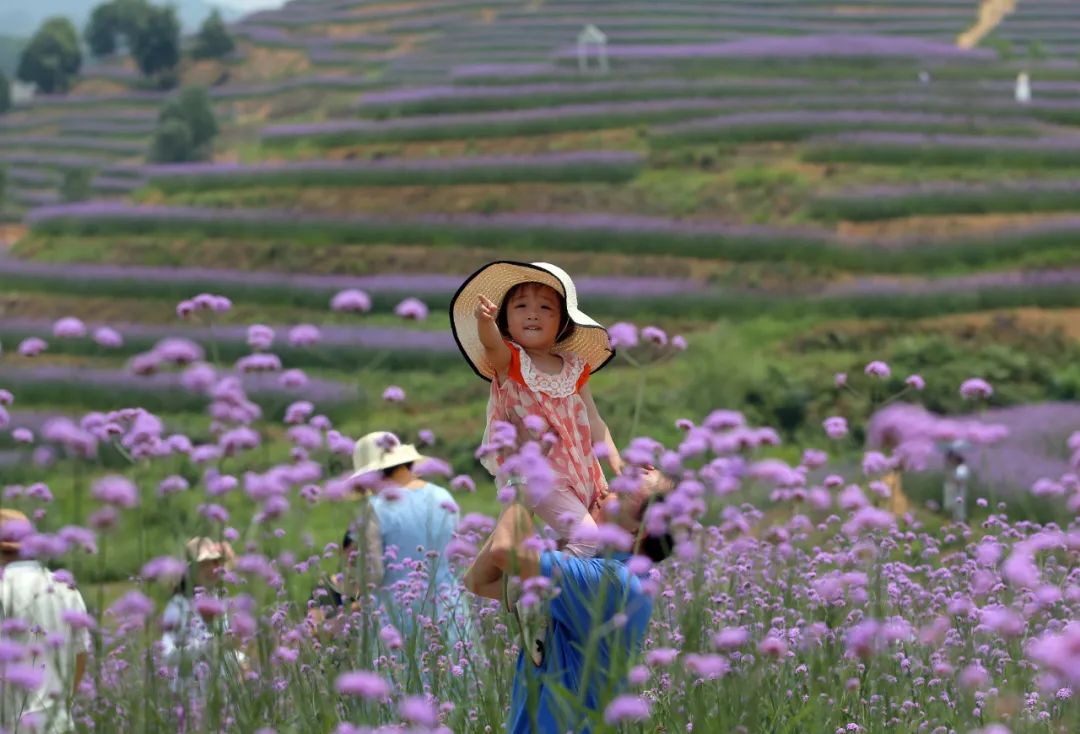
[
  {"x1": 61, "y1": 168, "x2": 93, "y2": 202},
  {"x1": 0, "y1": 70, "x2": 11, "y2": 114},
  {"x1": 169, "y1": 86, "x2": 217, "y2": 149},
  {"x1": 16, "y1": 17, "x2": 82, "y2": 94},
  {"x1": 130, "y1": 4, "x2": 180, "y2": 80},
  {"x1": 85, "y1": 3, "x2": 121, "y2": 58},
  {"x1": 148, "y1": 117, "x2": 194, "y2": 163},
  {"x1": 192, "y1": 10, "x2": 235, "y2": 60}
]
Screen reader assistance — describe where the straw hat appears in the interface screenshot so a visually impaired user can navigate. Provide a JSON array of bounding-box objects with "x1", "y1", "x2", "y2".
[
  {"x1": 351, "y1": 432, "x2": 426, "y2": 477},
  {"x1": 450, "y1": 261, "x2": 613, "y2": 382},
  {"x1": 185, "y1": 537, "x2": 235, "y2": 567},
  {"x1": 0, "y1": 508, "x2": 32, "y2": 553}
]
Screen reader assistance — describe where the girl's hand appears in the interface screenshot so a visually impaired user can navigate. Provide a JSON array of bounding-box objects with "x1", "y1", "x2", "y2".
[{"x1": 474, "y1": 295, "x2": 498, "y2": 323}]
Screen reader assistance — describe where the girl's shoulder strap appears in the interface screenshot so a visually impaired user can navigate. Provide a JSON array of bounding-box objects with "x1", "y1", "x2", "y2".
[
  {"x1": 574, "y1": 360, "x2": 591, "y2": 394},
  {"x1": 500, "y1": 340, "x2": 527, "y2": 388}
]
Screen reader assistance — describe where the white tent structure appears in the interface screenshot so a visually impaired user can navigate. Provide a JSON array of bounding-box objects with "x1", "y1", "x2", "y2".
[
  {"x1": 1015, "y1": 71, "x2": 1031, "y2": 104},
  {"x1": 577, "y1": 24, "x2": 608, "y2": 73}
]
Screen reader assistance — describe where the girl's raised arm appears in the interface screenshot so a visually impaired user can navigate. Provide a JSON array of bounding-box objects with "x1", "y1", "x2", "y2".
[
  {"x1": 475, "y1": 294, "x2": 511, "y2": 379},
  {"x1": 580, "y1": 384, "x2": 623, "y2": 476}
]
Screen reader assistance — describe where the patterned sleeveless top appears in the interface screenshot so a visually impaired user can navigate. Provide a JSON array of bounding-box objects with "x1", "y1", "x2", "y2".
[{"x1": 481, "y1": 341, "x2": 607, "y2": 508}]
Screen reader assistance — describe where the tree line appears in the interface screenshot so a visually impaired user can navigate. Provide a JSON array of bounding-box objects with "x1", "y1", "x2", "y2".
[{"x1": 2, "y1": 0, "x2": 235, "y2": 101}]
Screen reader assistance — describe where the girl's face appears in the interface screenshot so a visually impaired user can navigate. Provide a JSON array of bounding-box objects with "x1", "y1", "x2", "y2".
[{"x1": 505, "y1": 283, "x2": 562, "y2": 350}]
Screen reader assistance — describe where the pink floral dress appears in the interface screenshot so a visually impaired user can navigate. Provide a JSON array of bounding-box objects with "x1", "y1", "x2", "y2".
[{"x1": 481, "y1": 341, "x2": 608, "y2": 521}]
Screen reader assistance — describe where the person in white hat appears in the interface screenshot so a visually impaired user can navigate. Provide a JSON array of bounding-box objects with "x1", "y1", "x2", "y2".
[
  {"x1": 327, "y1": 432, "x2": 466, "y2": 645},
  {"x1": 451, "y1": 261, "x2": 625, "y2": 665},
  {"x1": 1, "y1": 509, "x2": 90, "y2": 734}
]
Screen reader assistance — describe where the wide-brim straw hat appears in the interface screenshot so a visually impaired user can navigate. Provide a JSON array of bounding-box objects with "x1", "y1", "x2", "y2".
[
  {"x1": 351, "y1": 431, "x2": 426, "y2": 477},
  {"x1": 450, "y1": 261, "x2": 614, "y2": 382},
  {"x1": 0, "y1": 508, "x2": 32, "y2": 553},
  {"x1": 185, "y1": 536, "x2": 236, "y2": 568}
]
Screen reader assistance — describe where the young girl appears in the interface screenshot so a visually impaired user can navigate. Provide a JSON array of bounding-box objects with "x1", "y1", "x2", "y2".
[{"x1": 452, "y1": 261, "x2": 624, "y2": 663}]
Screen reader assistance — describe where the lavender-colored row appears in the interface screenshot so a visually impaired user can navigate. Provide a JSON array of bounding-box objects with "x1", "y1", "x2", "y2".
[
  {"x1": 0, "y1": 365, "x2": 356, "y2": 405},
  {"x1": 3, "y1": 135, "x2": 145, "y2": 156},
  {"x1": 0, "y1": 255, "x2": 707, "y2": 299},
  {"x1": 0, "y1": 318, "x2": 456, "y2": 353},
  {"x1": 262, "y1": 97, "x2": 734, "y2": 143},
  {"x1": 143, "y1": 151, "x2": 643, "y2": 189},
  {"x1": 550, "y1": 34, "x2": 997, "y2": 61},
  {"x1": 23, "y1": 200, "x2": 1080, "y2": 272},
  {"x1": 653, "y1": 109, "x2": 1027, "y2": 142}
]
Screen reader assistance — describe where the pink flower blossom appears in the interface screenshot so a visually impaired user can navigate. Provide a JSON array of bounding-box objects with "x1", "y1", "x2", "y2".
[
  {"x1": 823, "y1": 416, "x2": 848, "y2": 440},
  {"x1": 93, "y1": 326, "x2": 123, "y2": 348},
  {"x1": 608, "y1": 322, "x2": 638, "y2": 349},
  {"x1": 864, "y1": 360, "x2": 891, "y2": 379},
  {"x1": 382, "y1": 385, "x2": 405, "y2": 403},
  {"x1": 604, "y1": 695, "x2": 651, "y2": 724},
  {"x1": 394, "y1": 297, "x2": 429, "y2": 321},
  {"x1": 904, "y1": 374, "x2": 925, "y2": 390},
  {"x1": 960, "y1": 378, "x2": 993, "y2": 400},
  {"x1": 331, "y1": 289, "x2": 372, "y2": 313},
  {"x1": 17, "y1": 337, "x2": 47, "y2": 357},
  {"x1": 288, "y1": 324, "x2": 321, "y2": 347},
  {"x1": 335, "y1": 670, "x2": 390, "y2": 700},
  {"x1": 52, "y1": 317, "x2": 87, "y2": 339}
]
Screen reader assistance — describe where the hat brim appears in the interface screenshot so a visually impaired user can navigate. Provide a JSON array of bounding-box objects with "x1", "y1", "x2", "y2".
[
  {"x1": 449, "y1": 261, "x2": 614, "y2": 382},
  {"x1": 350, "y1": 444, "x2": 426, "y2": 477}
]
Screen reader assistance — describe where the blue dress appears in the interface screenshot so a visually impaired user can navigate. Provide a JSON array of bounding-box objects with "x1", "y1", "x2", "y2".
[{"x1": 368, "y1": 482, "x2": 469, "y2": 644}]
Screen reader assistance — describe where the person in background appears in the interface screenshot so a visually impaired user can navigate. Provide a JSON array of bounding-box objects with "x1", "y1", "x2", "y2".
[
  {"x1": 160, "y1": 537, "x2": 244, "y2": 690},
  {"x1": 307, "y1": 524, "x2": 382, "y2": 638},
  {"x1": 349, "y1": 431, "x2": 466, "y2": 644},
  {"x1": 0, "y1": 508, "x2": 90, "y2": 734},
  {"x1": 943, "y1": 444, "x2": 970, "y2": 523}
]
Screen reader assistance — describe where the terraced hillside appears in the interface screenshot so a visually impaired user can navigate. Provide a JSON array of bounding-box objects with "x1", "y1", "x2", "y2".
[{"x1": 2, "y1": 0, "x2": 1080, "y2": 519}]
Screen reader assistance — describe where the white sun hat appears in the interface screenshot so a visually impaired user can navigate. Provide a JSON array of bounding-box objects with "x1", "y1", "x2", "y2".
[
  {"x1": 450, "y1": 261, "x2": 614, "y2": 382},
  {"x1": 351, "y1": 431, "x2": 426, "y2": 477}
]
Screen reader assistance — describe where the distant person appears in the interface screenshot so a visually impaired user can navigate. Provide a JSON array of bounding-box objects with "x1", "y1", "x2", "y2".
[
  {"x1": 161, "y1": 537, "x2": 244, "y2": 690},
  {"x1": 349, "y1": 431, "x2": 466, "y2": 644},
  {"x1": 943, "y1": 445, "x2": 970, "y2": 522},
  {"x1": 1, "y1": 509, "x2": 90, "y2": 734}
]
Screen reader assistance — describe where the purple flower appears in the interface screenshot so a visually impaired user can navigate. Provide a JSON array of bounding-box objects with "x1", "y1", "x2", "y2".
[
  {"x1": 52, "y1": 317, "x2": 87, "y2": 339},
  {"x1": 604, "y1": 695, "x2": 651, "y2": 724},
  {"x1": 399, "y1": 696, "x2": 436, "y2": 726},
  {"x1": 157, "y1": 475, "x2": 189, "y2": 496},
  {"x1": 288, "y1": 324, "x2": 321, "y2": 347},
  {"x1": 0, "y1": 390, "x2": 12, "y2": 406},
  {"x1": 834, "y1": 372, "x2": 848, "y2": 387},
  {"x1": 645, "y1": 648, "x2": 679, "y2": 667},
  {"x1": 864, "y1": 360, "x2": 891, "y2": 379},
  {"x1": 331, "y1": 289, "x2": 372, "y2": 313},
  {"x1": 181, "y1": 363, "x2": 217, "y2": 393},
  {"x1": 141, "y1": 556, "x2": 186, "y2": 583},
  {"x1": 92, "y1": 326, "x2": 123, "y2": 348},
  {"x1": 823, "y1": 416, "x2": 849, "y2": 440},
  {"x1": 2, "y1": 664, "x2": 45, "y2": 692},
  {"x1": 641, "y1": 325, "x2": 668, "y2": 346},
  {"x1": 904, "y1": 374, "x2": 925, "y2": 391},
  {"x1": 335, "y1": 670, "x2": 391, "y2": 700},
  {"x1": 758, "y1": 636, "x2": 788, "y2": 659},
  {"x1": 247, "y1": 324, "x2": 275, "y2": 351},
  {"x1": 684, "y1": 653, "x2": 730, "y2": 678},
  {"x1": 608, "y1": 322, "x2": 638, "y2": 349},
  {"x1": 154, "y1": 337, "x2": 204, "y2": 365},
  {"x1": 382, "y1": 385, "x2": 405, "y2": 403},
  {"x1": 18, "y1": 337, "x2": 48, "y2": 357},
  {"x1": 13, "y1": 427, "x2": 34, "y2": 444},
  {"x1": 394, "y1": 297, "x2": 429, "y2": 321},
  {"x1": 278, "y1": 368, "x2": 308, "y2": 389},
  {"x1": 960, "y1": 378, "x2": 994, "y2": 400},
  {"x1": 713, "y1": 627, "x2": 749, "y2": 651},
  {"x1": 236, "y1": 353, "x2": 283, "y2": 373},
  {"x1": 671, "y1": 334, "x2": 688, "y2": 351},
  {"x1": 91, "y1": 475, "x2": 139, "y2": 509},
  {"x1": 450, "y1": 474, "x2": 476, "y2": 493}
]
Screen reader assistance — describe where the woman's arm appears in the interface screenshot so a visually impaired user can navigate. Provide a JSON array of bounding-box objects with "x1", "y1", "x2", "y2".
[
  {"x1": 580, "y1": 384, "x2": 623, "y2": 476},
  {"x1": 464, "y1": 503, "x2": 541, "y2": 600}
]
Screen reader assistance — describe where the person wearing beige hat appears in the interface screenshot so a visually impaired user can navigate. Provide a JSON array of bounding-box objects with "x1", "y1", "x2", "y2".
[
  {"x1": 160, "y1": 536, "x2": 243, "y2": 691},
  {"x1": 1, "y1": 508, "x2": 90, "y2": 734},
  {"x1": 320, "y1": 432, "x2": 467, "y2": 644}
]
